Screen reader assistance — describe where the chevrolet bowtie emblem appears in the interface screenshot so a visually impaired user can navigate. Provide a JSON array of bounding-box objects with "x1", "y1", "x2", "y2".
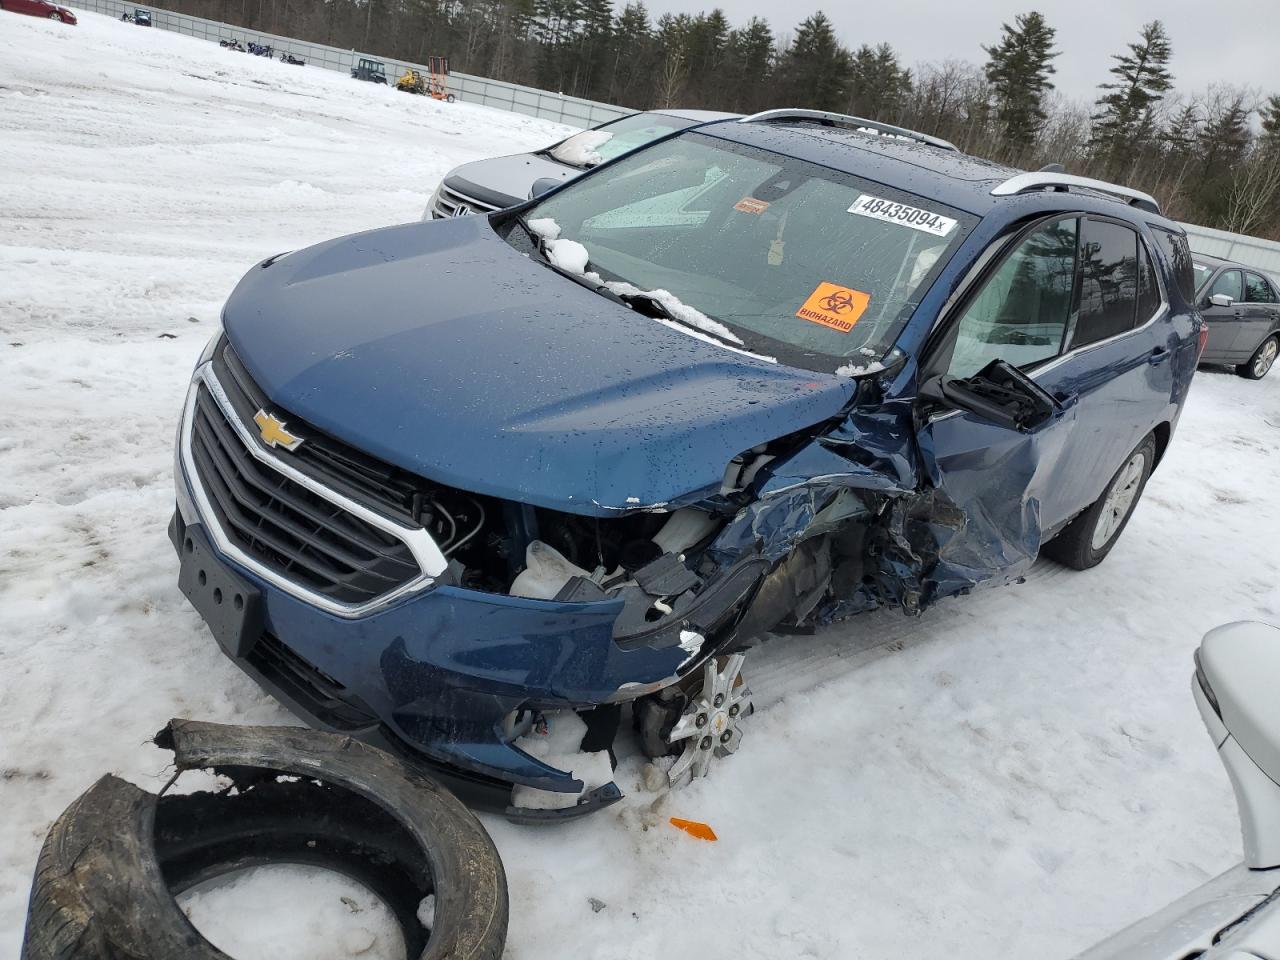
[{"x1": 253, "y1": 409, "x2": 303, "y2": 450}]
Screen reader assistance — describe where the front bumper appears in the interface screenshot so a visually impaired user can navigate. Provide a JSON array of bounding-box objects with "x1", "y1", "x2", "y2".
[{"x1": 171, "y1": 460, "x2": 690, "y2": 796}]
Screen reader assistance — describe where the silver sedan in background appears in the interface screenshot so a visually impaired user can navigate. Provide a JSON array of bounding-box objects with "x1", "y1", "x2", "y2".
[{"x1": 423, "y1": 108, "x2": 738, "y2": 219}]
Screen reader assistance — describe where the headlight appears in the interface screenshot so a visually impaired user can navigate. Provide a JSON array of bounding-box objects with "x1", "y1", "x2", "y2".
[
  {"x1": 195, "y1": 322, "x2": 224, "y2": 370},
  {"x1": 423, "y1": 184, "x2": 441, "y2": 221}
]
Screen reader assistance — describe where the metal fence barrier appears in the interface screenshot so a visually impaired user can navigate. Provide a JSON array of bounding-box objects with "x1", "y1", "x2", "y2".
[
  {"x1": 1181, "y1": 223, "x2": 1280, "y2": 282},
  {"x1": 70, "y1": 0, "x2": 630, "y2": 128}
]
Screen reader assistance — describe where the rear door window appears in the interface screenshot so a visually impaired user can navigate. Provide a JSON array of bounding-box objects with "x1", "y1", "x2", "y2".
[
  {"x1": 1244, "y1": 272, "x2": 1278, "y2": 304},
  {"x1": 1136, "y1": 240, "x2": 1162, "y2": 322},
  {"x1": 1150, "y1": 227, "x2": 1197, "y2": 302},
  {"x1": 1209, "y1": 269, "x2": 1243, "y2": 303},
  {"x1": 1071, "y1": 219, "x2": 1140, "y2": 349}
]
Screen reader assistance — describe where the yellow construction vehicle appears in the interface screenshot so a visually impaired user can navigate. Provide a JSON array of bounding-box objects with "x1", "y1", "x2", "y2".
[{"x1": 396, "y1": 68, "x2": 427, "y2": 95}]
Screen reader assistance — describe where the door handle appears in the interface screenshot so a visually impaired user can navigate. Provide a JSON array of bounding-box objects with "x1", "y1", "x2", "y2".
[{"x1": 1148, "y1": 346, "x2": 1170, "y2": 365}]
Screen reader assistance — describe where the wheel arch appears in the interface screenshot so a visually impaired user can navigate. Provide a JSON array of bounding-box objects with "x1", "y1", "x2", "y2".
[{"x1": 1151, "y1": 420, "x2": 1172, "y2": 471}]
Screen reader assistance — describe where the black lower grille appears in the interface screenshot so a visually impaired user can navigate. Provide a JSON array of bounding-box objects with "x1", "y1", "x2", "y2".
[
  {"x1": 247, "y1": 633, "x2": 379, "y2": 731},
  {"x1": 189, "y1": 383, "x2": 420, "y2": 605}
]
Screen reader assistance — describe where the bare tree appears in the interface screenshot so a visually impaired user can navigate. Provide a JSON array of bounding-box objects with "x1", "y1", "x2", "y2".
[
  {"x1": 656, "y1": 48, "x2": 685, "y2": 108},
  {"x1": 1226, "y1": 146, "x2": 1280, "y2": 234}
]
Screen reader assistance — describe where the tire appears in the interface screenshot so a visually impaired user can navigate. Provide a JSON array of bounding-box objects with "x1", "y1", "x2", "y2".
[
  {"x1": 1042, "y1": 433, "x2": 1157, "y2": 570},
  {"x1": 1238, "y1": 335, "x2": 1279, "y2": 380},
  {"x1": 49, "y1": 11, "x2": 62, "y2": 19},
  {"x1": 22, "y1": 721, "x2": 509, "y2": 960}
]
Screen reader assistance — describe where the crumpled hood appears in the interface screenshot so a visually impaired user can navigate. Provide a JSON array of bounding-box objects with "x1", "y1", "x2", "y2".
[{"x1": 223, "y1": 216, "x2": 856, "y2": 514}]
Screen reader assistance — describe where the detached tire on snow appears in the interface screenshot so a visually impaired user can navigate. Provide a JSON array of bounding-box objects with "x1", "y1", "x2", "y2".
[
  {"x1": 21, "y1": 720, "x2": 508, "y2": 960},
  {"x1": 1042, "y1": 433, "x2": 1157, "y2": 571}
]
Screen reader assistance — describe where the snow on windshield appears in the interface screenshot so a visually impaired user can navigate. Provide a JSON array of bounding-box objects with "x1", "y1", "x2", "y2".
[
  {"x1": 548, "y1": 129, "x2": 614, "y2": 168},
  {"x1": 601, "y1": 280, "x2": 743, "y2": 344}
]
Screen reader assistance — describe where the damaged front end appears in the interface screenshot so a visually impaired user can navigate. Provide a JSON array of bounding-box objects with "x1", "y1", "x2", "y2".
[
  {"x1": 174, "y1": 346, "x2": 1049, "y2": 821},
  {"x1": 177, "y1": 219, "x2": 1055, "y2": 818}
]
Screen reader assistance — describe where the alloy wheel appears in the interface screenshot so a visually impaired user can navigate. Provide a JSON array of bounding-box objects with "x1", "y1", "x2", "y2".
[
  {"x1": 1255, "y1": 338, "x2": 1278, "y2": 378},
  {"x1": 665, "y1": 654, "x2": 752, "y2": 787},
  {"x1": 1091, "y1": 451, "x2": 1147, "y2": 551}
]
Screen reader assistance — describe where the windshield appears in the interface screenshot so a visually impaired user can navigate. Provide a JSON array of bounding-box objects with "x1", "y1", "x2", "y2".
[
  {"x1": 1193, "y1": 262, "x2": 1214, "y2": 292},
  {"x1": 547, "y1": 113, "x2": 694, "y2": 170},
  {"x1": 520, "y1": 132, "x2": 974, "y2": 372}
]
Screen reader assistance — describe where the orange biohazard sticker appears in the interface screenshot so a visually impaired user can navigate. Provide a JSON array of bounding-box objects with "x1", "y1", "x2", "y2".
[
  {"x1": 795, "y1": 282, "x2": 870, "y2": 334},
  {"x1": 733, "y1": 196, "x2": 770, "y2": 214}
]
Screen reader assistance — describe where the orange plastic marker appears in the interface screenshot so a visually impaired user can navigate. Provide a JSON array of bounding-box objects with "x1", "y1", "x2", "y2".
[{"x1": 670, "y1": 817, "x2": 717, "y2": 841}]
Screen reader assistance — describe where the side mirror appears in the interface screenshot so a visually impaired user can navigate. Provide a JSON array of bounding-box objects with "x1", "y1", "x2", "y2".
[
  {"x1": 1209, "y1": 293, "x2": 1235, "y2": 308},
  {"x1": 920, "y1": 360, "x2": 1060, "y2": 432},
  {"x1": 530, "y1": 177, "x2": 560, "y2": 199}
]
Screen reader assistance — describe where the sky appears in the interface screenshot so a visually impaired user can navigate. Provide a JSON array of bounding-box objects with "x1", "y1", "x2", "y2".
[{"x1": 639, "y1": 0, "x2": 1280, "y2": 106}]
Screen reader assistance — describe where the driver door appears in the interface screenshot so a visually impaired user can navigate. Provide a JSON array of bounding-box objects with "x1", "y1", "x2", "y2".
[
  {"x1": 914, "y1": 217, "x2": 1081, "y2": 582},
  {"x1": 1201, "y1": 269, "x2": 1247, "y2": 359}
]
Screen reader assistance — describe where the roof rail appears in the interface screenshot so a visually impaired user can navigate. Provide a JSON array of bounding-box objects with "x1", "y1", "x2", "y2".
[
  {"x1": 991, "y1": 172, "x2": 1161, "y2": 215},
  {"x1": 738, "y1": 109, "x2": 960, "y2": 153}
]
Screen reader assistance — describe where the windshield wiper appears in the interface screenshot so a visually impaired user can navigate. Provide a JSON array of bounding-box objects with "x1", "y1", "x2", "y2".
[
  {"x1": 511, "y1": 216, "x2": 628, "y2": 306},
  {"x1": 615, "y1": 290, "x2": 742, "y2": 349},
  {"x1": 511, "y1": 214, "x2": 548, "y2": 259}
]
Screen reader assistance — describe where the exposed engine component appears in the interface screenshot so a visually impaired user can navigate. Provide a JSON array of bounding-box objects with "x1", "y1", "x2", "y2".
[{"x1": 509, "y1": 540, "x2": 601, "y2": 600}]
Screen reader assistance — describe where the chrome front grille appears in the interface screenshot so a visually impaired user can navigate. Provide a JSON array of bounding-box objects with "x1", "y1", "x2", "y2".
[
  {"x1": 431, "y1": 184, "x2": 499, "y2": 219},
  {"x1": 180, "y1": 361, "x2": 447, "y2": 617}
]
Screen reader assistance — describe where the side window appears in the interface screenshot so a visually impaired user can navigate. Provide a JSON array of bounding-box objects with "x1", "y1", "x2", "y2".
[
  {"x1": 1150, "y1": 227, "x2": 1196, "y2": 303},
  {"x1": 945, "y1": 218, "x2": 1076, "y2": 378},
  {"x1": 1136, "y1": 239, "x2": 1162, "y2": 321},
  {"x1": 1072, "y1": 219, "x2": 1139, "y2": 349},
  {"x1": 1209, "y1": 269, "x2": 1243, "y2": 303},
  {"x1": 1244, "y1": 272, "x2": 1278, "y2": 304}
]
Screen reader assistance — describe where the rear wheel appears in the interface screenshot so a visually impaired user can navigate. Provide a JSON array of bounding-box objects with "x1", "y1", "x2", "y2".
[
  {"x1": 1043, "y1": 433, "x2": 1156, "y2": 570},
  {"x1": 1238, "y1": 335, "x2": 1278, "y2": 380},
  {"x1": 49, "y1": 10, "x2": 62, "y2": 18}
]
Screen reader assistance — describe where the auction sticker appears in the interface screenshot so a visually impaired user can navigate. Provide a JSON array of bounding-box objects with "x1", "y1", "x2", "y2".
[
  {"x1": 848, "y1": 194, "x2": 957, "y2": 237},
  {"x1": 734, "y1": 196, "x2": 770, "y2": 214},
  {"x1": 796, "y1": 282, "x2": 870, "y2": 334}
]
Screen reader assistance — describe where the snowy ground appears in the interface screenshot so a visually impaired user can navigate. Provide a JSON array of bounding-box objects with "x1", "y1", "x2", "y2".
[{"x1": 3, "y1": 11, "x2": 1279, "y2": 960}]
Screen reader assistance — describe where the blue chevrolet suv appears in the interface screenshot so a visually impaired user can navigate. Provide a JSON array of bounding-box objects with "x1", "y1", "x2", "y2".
[{"x1": 171, "y1": 109, "x2": 1204, "y2": 818}]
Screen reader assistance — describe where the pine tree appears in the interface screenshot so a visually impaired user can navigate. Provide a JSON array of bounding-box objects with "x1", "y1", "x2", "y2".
[
  {"x1": 683, "y1": 10, "x2": 730, "y2": 106},
  {"x1": 1089, "y1": 21, "x2": 1174, "y2": 176},
  {"x1": 1193, "y1": 93, "x2": 1251, "y2": 223},
  {"x1": 1262, "y1": 94, "x2": 1280, "y2": 146},
  {"x1": 848, "y1": 43, "x2": 911, "y2": 122},
  {"x1": 572, "y1": 0, "x2": 613, "y2": 97},
  {"x1": 983, "y1": 11, "x2": 1058, "y2": 159},
  {"x1": 653, "y1": 13, "x2": 693, "y2": 107},
  {"x1": 724, "y1": 17, "x2": 775, "y2": 112},
  {"x1": 773, "y1": 11, "x2": 851, "y2": 111},
  {"x1": 1199, "y1": 95, "x2": 1251, "y2": 173},
  {"x1": 1163, "y1": 103, "x2": 1199, "y2": 155},
  {"x1": 606, "y1": 3, "x2": 653, "y2": 106}
]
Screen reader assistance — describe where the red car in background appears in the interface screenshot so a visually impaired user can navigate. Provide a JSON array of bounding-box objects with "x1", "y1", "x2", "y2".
[{"x1": 0, "y1": 0, "x2": 77, "y2": 22}]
